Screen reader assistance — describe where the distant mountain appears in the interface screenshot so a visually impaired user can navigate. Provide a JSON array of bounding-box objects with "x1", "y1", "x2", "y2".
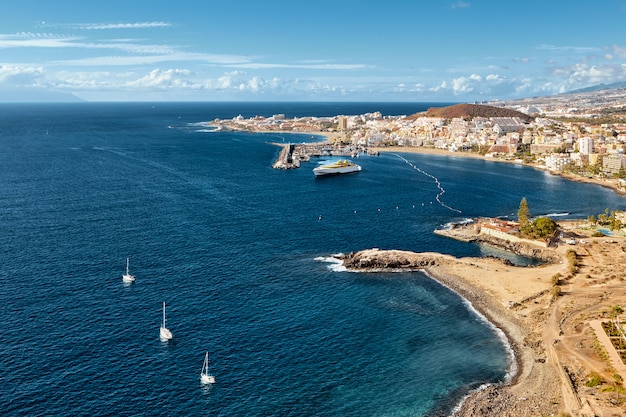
[
  {"x1": 0, "y1": 88, "x2": 84, "y2": 103},
  {"x1": 566, "y1": 81, "x2": 626, "y2": 94},
  {"x1": 406, "y1": 103, "x2": 534, "y2": 122}
]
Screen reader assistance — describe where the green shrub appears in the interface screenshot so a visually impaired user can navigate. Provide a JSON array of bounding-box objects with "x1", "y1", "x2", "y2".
[{"x1": 585, "y1": 372, "x2": 604, "y2": 387}]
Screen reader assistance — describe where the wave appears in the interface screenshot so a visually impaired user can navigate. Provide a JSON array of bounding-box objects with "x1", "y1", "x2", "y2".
[
  {"x1": 440, "y1": 218, "x2": 475, "y2": 229},
  {"x1": 543, "y1": 212, "x2": 570, "y2": 217},
  {"x1": 449, "y1": 383, "x2": 493, "y2": 416},
  {"x1": 421, "y1": 269, "x2": 517, "y2": 385},
  {"x1": 314, "y1": 255, "x2": 348, "y2": 272},
  {"x1": 167, "y1": 123, "x2": 220, "y2": 132}
]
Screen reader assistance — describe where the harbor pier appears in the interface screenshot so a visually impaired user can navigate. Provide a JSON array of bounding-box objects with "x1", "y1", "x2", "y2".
[{"x1": 271, "y1": 142, "x2": 373, "y2": 169}]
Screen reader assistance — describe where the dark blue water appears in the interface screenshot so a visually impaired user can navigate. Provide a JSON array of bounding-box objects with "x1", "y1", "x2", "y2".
[{"x1": 1, "y1": 103, "x2": 624, "y2": 417}]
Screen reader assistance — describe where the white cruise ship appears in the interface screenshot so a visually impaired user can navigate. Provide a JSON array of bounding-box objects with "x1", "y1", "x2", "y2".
[{"x1": 313, "y1": 160, "x2": 361, "y2": 177}]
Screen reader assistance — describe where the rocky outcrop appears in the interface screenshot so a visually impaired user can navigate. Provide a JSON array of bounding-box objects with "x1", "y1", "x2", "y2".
[{"x1": 340, "y1": 249, "x2": 454, "y2": 270}]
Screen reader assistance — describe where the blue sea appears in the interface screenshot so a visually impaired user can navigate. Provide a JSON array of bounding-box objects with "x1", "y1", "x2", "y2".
[{"x1": 1, "y1": 102, "x2": 624, "y2": 417}]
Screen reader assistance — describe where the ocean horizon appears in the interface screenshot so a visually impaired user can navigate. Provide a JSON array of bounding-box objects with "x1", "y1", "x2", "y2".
[{"x1": 2, "y1": 102, "x2": 625, "y2": 416}]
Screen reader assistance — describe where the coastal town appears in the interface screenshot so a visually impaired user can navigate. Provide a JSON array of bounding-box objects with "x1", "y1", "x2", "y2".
[
  {"x1": 207, "y1": 90, "x2": 626, "y2": 417},
  {"x1": 208, "y1": 89, "x2": 626, "y2": 195}
]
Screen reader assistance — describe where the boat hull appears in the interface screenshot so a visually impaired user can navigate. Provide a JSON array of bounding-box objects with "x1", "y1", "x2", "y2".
[
  {"x1": 200, "y1": 374, "x2": 215, "y2": 384},
  {"x1": 313, "y1": 161, "x2": 361, "y2": 177},
  {"x1": 160, "y1": 327, "x2": 173, "y2": 341}
]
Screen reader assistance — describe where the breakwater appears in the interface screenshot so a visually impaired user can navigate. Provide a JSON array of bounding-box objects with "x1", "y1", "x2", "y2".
[{"x1": 272, "y1": 142, "x2": 375, "y2": 169}]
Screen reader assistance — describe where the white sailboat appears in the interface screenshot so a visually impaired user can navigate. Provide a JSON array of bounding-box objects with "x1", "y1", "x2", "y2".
[
  {"x1": 200, "y1": 352, "x2": 216, "y2": 384},
  {"x1": 122, "y1": 257, "x2": 135, "y2": 283},
  {"x1": 160, "y1": 301, "x2": 173, "y2": 341}
]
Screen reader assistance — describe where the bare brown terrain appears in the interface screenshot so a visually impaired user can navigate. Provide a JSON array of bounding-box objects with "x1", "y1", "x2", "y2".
[{"x1": 405, "y1": 103, "x2": 535, "y2": 122}]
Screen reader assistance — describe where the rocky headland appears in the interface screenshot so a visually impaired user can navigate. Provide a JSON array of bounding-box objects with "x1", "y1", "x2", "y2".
[{"x1": 337, "y1": 226, "x2": 626, "y2": 417}]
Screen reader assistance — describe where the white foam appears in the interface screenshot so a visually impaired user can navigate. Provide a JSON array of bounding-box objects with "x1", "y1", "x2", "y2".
[
  {"x1": 314, "y1": 255, "x2": 348, "y2": 272},
  {"x1": 421, "y1": 269, "x2": 518, "y2": 384},
  {"x1": 450, "y1": 382, "x2": 493, "y2": 415},
  {"x1": 544, "y1": 212, "x2": 570, "y2": 217}
]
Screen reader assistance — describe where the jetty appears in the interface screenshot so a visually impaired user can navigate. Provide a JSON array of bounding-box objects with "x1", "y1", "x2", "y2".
[{"x1": 271, "y1": 142, "x2": 376, "y2": 169}]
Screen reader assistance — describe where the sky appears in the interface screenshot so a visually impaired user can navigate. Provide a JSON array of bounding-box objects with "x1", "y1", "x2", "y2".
[{"x1": 2, "y1": 0, "x2": 626, "y2": 102}]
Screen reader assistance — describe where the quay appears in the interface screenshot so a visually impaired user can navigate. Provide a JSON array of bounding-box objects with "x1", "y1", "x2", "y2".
[{"x1": 271, "y1": 142, "x2": 376, "y2": 169}]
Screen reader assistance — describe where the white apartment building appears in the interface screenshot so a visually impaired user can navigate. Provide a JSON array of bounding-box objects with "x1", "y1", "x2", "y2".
[
  {"x1": 578, "y1": 136, "x2": 594, "y2": 154},
  {"x1": 544, "y1": 153, "x2": 572, "y2": 171}
]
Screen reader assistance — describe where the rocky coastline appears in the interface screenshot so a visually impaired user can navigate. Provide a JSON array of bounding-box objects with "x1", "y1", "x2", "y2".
[
  {"x1": 337, "y1": 222, "x2": 626, "y2": 417},
  {"x1": 433, "y1": 225, "x2": 562, "y2": 263},
  {"x1": 337, "y1": 248, "x2": 563, "y2": 417}
]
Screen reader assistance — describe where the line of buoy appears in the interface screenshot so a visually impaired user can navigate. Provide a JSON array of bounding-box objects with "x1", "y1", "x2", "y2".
[{"x1": 393, "y1": 154, "x2": 462, "y2": 214}]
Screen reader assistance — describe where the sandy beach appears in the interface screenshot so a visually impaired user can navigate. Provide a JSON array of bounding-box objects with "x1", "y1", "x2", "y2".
[
  {"x1": 370, "y1": 145, "x2": 626, "y2": 195},
  {"x1": 340, "y1": 225, "x2": 626, "y2": 416},
  {"x1": 371, "y1": 145, "x2": 486, "y2": 160}
]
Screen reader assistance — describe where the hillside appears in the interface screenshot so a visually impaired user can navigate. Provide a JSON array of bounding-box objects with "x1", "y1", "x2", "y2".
[
  {"x1": 406, "y1": 103, "x2": 534, "y2": 122},
  {"x1": 567, "y1": 81, "x2": 626, "y2": 94}
]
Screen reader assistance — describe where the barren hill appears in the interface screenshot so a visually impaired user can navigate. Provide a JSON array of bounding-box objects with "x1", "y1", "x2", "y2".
[{"x1": 407, "y1": 103, "x2": 534, "y2": 122}]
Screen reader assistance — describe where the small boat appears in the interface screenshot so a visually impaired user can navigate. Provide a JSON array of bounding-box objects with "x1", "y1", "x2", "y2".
[
  {"x1": 313, "y1": 159, "x2": 361, "y2": 177},
  {"x1": 160, "y1": 301, "x2": 173, "y2": 341},
  {"x1": 122, "y1": 257, "x2": 135, "y2": 283},
  {"x1": 200, "y1": 352, "x2": 216, "y2": 384}
]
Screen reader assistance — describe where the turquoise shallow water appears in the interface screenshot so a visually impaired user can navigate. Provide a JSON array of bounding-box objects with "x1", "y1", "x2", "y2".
[{"x1": 1, "y1": 102, "x2": 624, "y2": 416}]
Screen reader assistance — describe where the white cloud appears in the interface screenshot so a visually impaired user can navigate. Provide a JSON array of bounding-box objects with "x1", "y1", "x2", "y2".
[
  {"x1": 54, "y1": 52, "x2": 251, "y2": 67},
  {"x1": 547, "y1": 61, "x2": 626, "y2": 89},
  {"x1": 247, "y1": 76, "x2": 261, "y2": 92},
  {"x1": 485, "y1": 74, "x2": 505, "y2": 82},
  {"x1": 611, "y1": 45, "x2": 626, "y2": 59},
  {"x1": 0, "y1": 32, "x2": 176, "y2": 55},
  {"x1": 38, "y1": 21, "x2": 172, "y2": 30},
  {"x1": 450, "y1": 1, "x2": 470, "y2": 9},
  {"x1": 451, "y1": 74, "x2": 482, "y2": 94},
  {"x1": 232, "y1": 62, "x2": 367, "y2": 70},
  {"x1": 0, "y1": 65, "x2": 45, "y2": 85},
  {"x1": 215, "y1": 71, "x2": 246, "y2": 89},
  {"x1": 75, "y1": 22, "x2": 172, "y2": 30},
  {"x1": 127, "y1": 69, "x2": 193, "y2": 88},
  {"x1": 0, "y1": 33, "x2": 82, "y2": 49},
  {"x1": 536, "y1": 44, "x2": 601, "y2": 53},
  {"x1": 566, "y1": 63, "x2": 620, "y2": 85}
]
